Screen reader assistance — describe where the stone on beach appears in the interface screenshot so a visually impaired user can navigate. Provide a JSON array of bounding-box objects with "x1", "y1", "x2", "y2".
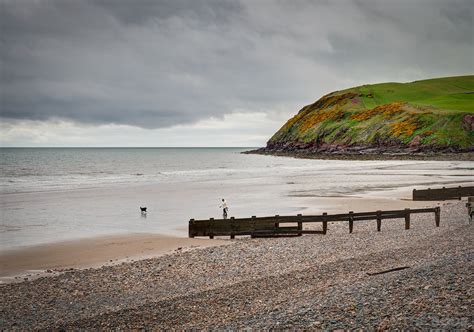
[{"x1": 0, "y1": 201, "x2": 472, "y2": 329}]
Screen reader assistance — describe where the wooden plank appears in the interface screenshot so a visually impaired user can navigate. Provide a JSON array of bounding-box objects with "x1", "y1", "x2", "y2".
[
  {"x1": 413, "y1": 186, "x2": 474, "y2": 201},
  {"x1": 188, "y1": 207, "x2": 441, "y2": 238},
  {"x1": 209, "y1": 218, "x2": 214, "y2": 239},
  {"x1": 402, "y1": 208, "x2": 438, "y2": 214},
  {"x1": 435, "y1": 207, "x2": 441, "y2": 227},
  {"x1": 297, "y1": 214, "x2": 302, "y2": 236},
  {"x1": 376, "y1": 210, "x2": 382, "y2": 232},
  {"x1": 189, "y1": 218, "x2": 196, "y2": 238},
  {"x1": 251, "y1": 215, "x2": 256, "y2": 236},
  {"x1": 367, "y1": 266, "x2": 410, "y2": 276},
  {"x1": 230, "y1": 217, "x2": 235, "y2": 239},
  {"x1": 349, "y1": 211, "x2": 354, "y2": 233},
  {"x1": 352, "y1": 214, "x2": 404, "y2": 221},
  {"x1": 405, "y1": 208, "x2": 410, "y2": 230},
  {"x1": 322, "y1": 212, "x2": 328, "y2": 235},
  {"x1": 190, "y1": 207, "x2": 437, "y2": 224}
]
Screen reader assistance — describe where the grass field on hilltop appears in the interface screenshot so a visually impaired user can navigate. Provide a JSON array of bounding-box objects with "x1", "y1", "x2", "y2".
[
  {"x1": 268, "y1": 76, "x2": 474, "y2": 150},
  {"x1": 350, "y1": 76, "x2": 474, "y2": 113}
]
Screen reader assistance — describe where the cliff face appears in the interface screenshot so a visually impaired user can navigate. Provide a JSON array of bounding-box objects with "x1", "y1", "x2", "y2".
[{"x1": 264, "y1": 76, "x2": 474, "y2": 154}]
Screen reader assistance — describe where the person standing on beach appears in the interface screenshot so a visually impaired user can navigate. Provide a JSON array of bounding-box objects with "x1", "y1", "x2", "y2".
[{"x1": 220, "y1": 198, "x2": 228, "y2": 219}]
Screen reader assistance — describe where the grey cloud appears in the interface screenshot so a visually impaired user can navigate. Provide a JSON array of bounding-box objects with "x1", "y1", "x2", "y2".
[
  {"x1": 1, "y1": 0, "x2": 473, "y2": 129},
  {"x1": 94, "y1": 0, "x2": 242, "y2": 26}
]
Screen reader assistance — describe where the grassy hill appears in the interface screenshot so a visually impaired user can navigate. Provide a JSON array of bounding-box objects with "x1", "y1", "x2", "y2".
[{"x1": 265, "y1": 76, "x2": 474, "y2": 154}]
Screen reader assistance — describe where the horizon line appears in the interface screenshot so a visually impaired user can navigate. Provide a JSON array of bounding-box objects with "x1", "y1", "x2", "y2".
[{"x1": 0, "y1": 146, "x2": 261, "y2": 148}]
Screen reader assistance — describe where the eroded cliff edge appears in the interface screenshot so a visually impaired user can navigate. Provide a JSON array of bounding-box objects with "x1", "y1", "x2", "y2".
[{"x1": 250, "y1": 76, "x2": 474, "y2": 159}]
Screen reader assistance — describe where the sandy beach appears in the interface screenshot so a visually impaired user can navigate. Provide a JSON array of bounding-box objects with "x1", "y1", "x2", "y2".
[
  {"x1": 3, "y1": 151, "x2": 473, "y2": 252},
  {"x1": 0, "y1": 234, "x2": 228, "y2": 283},
  {"x1": 1, "y1": 149, "x2": 473, "y2": 329},
  {"x1": 0, "y1": 194, "x2": 443, "y2": 284},
  {"x1": 1, "y1": 199, "x2": 472, "y2": 329},
  {"x1": 2, "y1": 0, "x2": 473, "y2": 329}
]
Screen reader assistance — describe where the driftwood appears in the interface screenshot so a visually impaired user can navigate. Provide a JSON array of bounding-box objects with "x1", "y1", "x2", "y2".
[{"x1": 367, "y1": 266, "x2": 410, "y2": 276}]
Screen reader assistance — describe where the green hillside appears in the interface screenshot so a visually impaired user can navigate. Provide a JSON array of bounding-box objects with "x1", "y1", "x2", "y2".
[{"x1": 267, "y1": 76, "x2": 474, "y2": 153}]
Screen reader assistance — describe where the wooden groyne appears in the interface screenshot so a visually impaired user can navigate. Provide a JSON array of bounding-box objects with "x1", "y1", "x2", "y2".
[
  {"x1": 189, "y1": 207, "x2": 441, "y2": 239},
  {"x1": 467, "y1": 197, "x2": 473, "y2": 222},
  {"x1": 413, "y1": 185, "x2": 474, "y2": 201}
]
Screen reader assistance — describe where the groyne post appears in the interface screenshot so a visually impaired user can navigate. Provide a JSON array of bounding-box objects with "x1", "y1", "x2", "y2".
[
  {"x1": 251, "y1": 216, "x2": 256, "y2": 238},
  {"x1": 322, "y1": 212, "x2": 328, "y2": 234},
  {"x1": 209, "y1": 218, "x2": 214, "y2": 239},
  {"x1": 405, "y1": 208, "x2": 410, "y2": 230},
  {"x1": 349, "y1": 211, "x2": 354, "y2": 233},
  {"x1": 189, "y1": 219, "x2": 195, "y2": 238},
  {"x1": 230, "y1": 217, "x2": 235, "y2": 239},
  {"x1": 297, "y1": 214, "x2": 303, "y2": 236},
  {"x1": 376, "y1": 210, "x2": 382, "y2": 232},
  {"x1": 435, "y1": 207, "x2": 440, "y2": 227}
]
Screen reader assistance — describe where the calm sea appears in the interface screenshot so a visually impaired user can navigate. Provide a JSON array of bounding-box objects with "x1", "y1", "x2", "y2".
[
  {"x1": 0, "y1": 148, "x2": 262, "y2": 194},
  {"x1": 1, "y1": 148, "x2": 473, "y2": 250}
]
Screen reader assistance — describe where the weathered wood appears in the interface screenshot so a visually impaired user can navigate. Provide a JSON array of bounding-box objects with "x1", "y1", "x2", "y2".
[
  {"x1": 230, "y1": 217, "x2": 235, "y2": 239},
  {"x1": 376, "y1": 210, "x2": 382, "y2": 232},
  {"x1": 367, "y1": 266, "x2": 410, "y2": 276},
  {"x1": 251, "y1": 215, "x2": 256, "y2": 238},
  {"x1": 209, "y1": 218, "x2": 214, "y2": 239},
  {"x1": 297, "y1": 214, "x2": 303, "y2": 236},
  {"x1": 349, "y1": 211, "x2": 354, "y2": 234},
  {"x1": 189, "y1": 219, "x2": 195, "y2": 238},
  {"x1": 413, "y1": 185, "x2": 474, "y2": 201},
  {"x1": 192, "y1": 209, "x2": 430, "y2": 225},
  {"x1": 405, "y1": 208, "x2": 410, "y2": 230},
  {"x1": 435, "y1": 207, "x2": 441, "y2": 227},
  {"x1": 189, "y1": 207, "x2": 441, "y2": 238},
  {"x1": 322, "y1": 212, "x2": 328, "y2": 234}
]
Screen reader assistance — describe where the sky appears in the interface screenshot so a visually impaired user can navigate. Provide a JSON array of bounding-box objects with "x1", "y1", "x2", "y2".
[{"x1": 1, "y1": 0, "x2": 473, "y2": 147}]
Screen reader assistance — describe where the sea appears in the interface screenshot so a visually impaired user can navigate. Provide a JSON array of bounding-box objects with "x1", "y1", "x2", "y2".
[{"x1": 1, "y1": 147, "x2": 473, "y2": 250}]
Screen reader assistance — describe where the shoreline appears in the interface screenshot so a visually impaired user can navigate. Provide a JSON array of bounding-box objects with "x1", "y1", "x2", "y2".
[
  {"x1": 0, "y1": 195, "x2": 463, "y2": 283},
  {"x1": 1, "y1": 200, "x2": 471, "y2": 329},
  {"x1": 244, "y1": 149, "x2": 474, "y2": 161},
  {"x1": 0, "y1": 233, "x2": 228, "y2": 283}
]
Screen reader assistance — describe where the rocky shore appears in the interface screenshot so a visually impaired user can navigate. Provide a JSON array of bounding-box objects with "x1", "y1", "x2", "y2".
[
  {"x1": 258, "y1": 76, "x2": 474, "y2": 161},
  {"x1": 1, "y1": 201, "x2": 472, "y2": 329},
  {"x1": 245, "y1": 146, "x2": 474, "y2": 161}
]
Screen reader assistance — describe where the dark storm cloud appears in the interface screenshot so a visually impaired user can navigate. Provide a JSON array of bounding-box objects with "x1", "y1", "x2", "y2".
[{"x1": 1, "y1": 0, "x2": 473, "y2": 128}]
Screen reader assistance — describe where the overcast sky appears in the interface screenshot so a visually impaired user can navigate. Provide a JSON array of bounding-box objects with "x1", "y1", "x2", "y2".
[{"x1": 1, "y1": 0, "x2": 473, "y2": 147}]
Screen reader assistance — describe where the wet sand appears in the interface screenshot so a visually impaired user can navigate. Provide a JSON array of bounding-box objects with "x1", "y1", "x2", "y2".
[
  {"x1": 0, "y1": 194, "x2": 453, "y2": 284},
  {"x1": 0, "y1": 234, "x2": 228, "y2": 283},
  {"x1": 3, "y1": 158, "x2": 473, "y2": 252},
  {"x1": 293, "y1": 196, "x2": 442, "y2": 215},
  {"x1": 1, "y1": 200, "x2": 472, "y2": 329}
]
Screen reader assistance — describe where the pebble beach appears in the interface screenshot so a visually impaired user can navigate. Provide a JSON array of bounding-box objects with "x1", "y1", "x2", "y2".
[
  {"x1": 2, "y1": 1, "x2": 474, "y2": 329},
  {"x1": 1, "y1": 200, "x2": 472, "y2": 329}
]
